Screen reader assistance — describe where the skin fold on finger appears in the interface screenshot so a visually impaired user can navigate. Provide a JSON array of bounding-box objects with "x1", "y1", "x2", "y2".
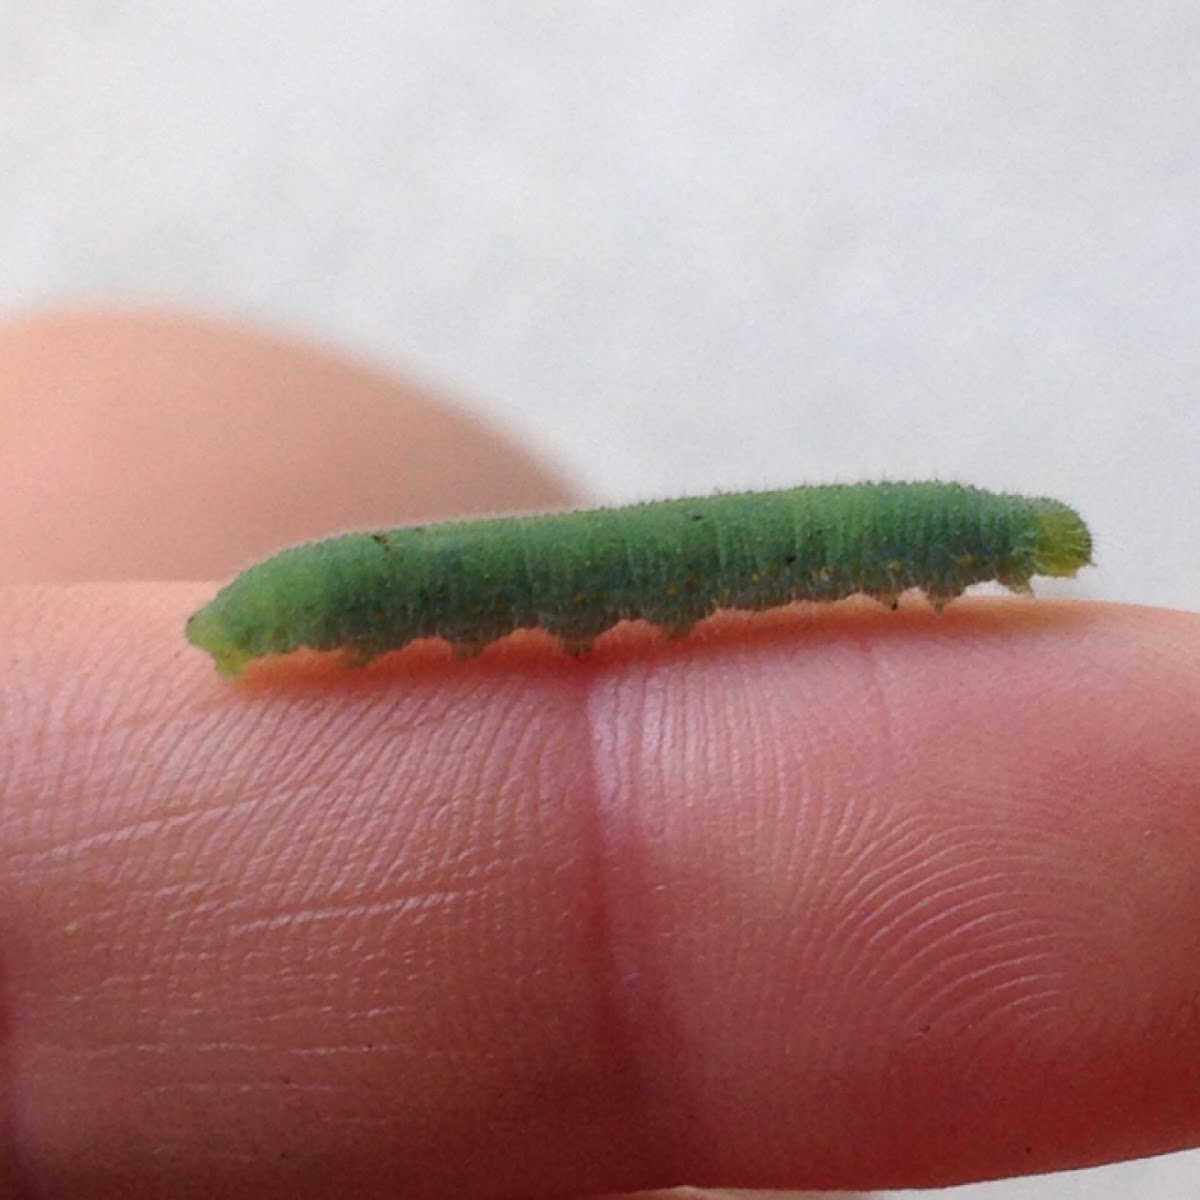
[
  {"x1": 0, "y1": 309, "x2": 574, "y2": 584},
  {"x1": 1, "y1": 589, "x2": 1199, "y2": 1198}
]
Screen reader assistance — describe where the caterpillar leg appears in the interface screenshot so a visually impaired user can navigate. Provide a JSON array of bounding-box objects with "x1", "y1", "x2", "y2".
[
  {"x1": 926, "y1": 589, "x2": 964, "y2": 614},
  {"x1": 212, "y1": 648, "x2": 253, "y2": 677},
  {"x1": 558, "y1": 636, "x2": 596, "y2": 656},
  {"x1": 342, "y1": 643, "x2": 382, "y2": 668},
  {"x1": 662, "y1": 621, "x2": 695, "y2": 640}
]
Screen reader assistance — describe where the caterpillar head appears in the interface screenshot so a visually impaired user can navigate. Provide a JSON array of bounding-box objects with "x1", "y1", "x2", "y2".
[{"x1": 1031, "y1": 500, "x2": 1094, "y2": 577}]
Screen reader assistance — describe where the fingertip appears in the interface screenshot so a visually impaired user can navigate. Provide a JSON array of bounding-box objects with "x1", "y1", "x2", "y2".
[{"x1": 0, "y1": 308, "x2": 574, "y2": 583}]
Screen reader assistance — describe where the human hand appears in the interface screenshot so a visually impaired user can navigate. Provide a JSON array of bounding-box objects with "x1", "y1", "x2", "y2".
[{"x1": 2, "y1": 311, "x2": 1199, "y2": 1199}]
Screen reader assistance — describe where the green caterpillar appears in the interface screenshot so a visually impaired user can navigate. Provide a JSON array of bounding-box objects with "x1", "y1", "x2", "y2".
[{"x1": 187, "y1": 481, "x2": 1092, "y2": 676}]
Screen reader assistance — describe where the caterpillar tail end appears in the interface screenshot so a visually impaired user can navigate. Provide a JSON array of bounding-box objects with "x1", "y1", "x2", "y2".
[
  {"x1": 1031, "y1": 501, "x2": 1094, "y2": 578},
  {"x1": 186, "y1": 606, "x2": 252, "y2": 677}
]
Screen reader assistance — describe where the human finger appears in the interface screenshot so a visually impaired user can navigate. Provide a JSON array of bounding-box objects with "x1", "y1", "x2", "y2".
[{"x1": 0, "y1": 591, "x2": 1197, "y2": 1196}]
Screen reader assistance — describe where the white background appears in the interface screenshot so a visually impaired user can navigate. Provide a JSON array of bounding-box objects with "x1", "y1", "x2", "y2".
[{"x1": 4, "y1": 4, "x2": 1199, "y2": 1196}]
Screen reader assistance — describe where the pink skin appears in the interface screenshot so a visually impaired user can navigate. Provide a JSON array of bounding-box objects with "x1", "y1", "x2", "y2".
[{"x1": 2, "y1": 312, "x2": 1200, "y2": 1198}]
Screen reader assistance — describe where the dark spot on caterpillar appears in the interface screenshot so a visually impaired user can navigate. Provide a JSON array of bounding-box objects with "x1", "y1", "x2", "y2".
[{"x1": 186, "y1": 481, "x2": 1093, "y2": 676}]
